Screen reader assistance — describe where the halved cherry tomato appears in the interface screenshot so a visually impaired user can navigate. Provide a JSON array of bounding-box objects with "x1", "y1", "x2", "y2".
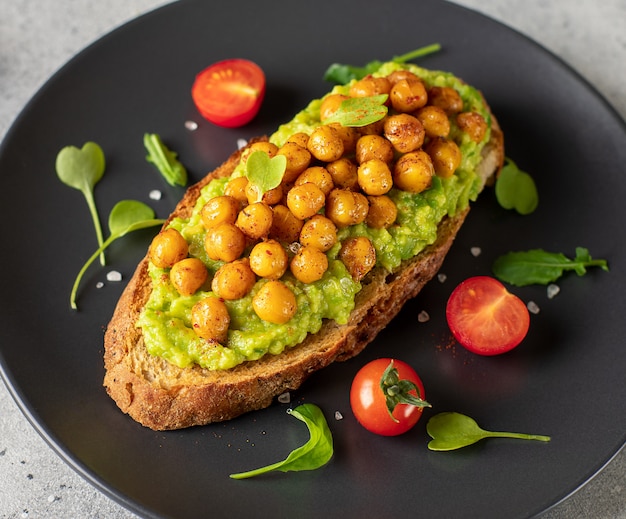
[
  {"x1": 191, "y1": 59, "x2": 265, "y2": 128},
  {"x1": 446, "y1": 276, "x2": 530, "y2": 356},
  {"x1": 350, "y1": 358, "x2": 430, "y2": 436}
]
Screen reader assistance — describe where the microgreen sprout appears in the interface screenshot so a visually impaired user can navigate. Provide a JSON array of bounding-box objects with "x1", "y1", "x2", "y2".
[
  {"x1": 245, "y1": 150, "x2": 286, "y2": 202},
  {"x1": 495, "y1": 158, "x2": 538, "y2": 215},
  {"x1": 322, "y1": 95, "x2": 389, "y2": 127},
  {"x1": 144, "y1": 133, "x2": 188, "y2": 187}
]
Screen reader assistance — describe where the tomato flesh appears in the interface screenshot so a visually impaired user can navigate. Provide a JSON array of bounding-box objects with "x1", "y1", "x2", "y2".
[
  {"x1": 191, "y1": 59, "x2": 265, "y2": 128},
  {"x1": 350, "y1": 358, "x2": 426, "y2": 436},
  {"x1": 446, "y1": 276, "x2": 530, "y2": 355}
]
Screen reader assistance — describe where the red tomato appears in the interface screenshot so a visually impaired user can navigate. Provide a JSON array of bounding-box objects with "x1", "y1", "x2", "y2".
[
  {"x1": 446, "y1": 276, "x2": 530, "y2": 356},
  {"x1": 350, "y1": 358, "x2": 429, "y2": 436},
  {"x1": 191, "y1": 59, "x2": 265, "y2": 128}
]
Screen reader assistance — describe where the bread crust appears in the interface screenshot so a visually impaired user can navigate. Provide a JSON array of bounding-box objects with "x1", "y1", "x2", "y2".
[{"x1": 104, "y1": 113, "x2": 504, "y2": 431}]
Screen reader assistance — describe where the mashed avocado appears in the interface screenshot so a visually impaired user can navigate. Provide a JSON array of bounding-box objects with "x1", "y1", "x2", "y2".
[{"x1": 137, "y1": 62, "x2": 493, "y2": 371}]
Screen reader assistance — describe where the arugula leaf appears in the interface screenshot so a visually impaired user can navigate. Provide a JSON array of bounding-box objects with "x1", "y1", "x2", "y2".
[
  {"x1": 229, "y1": 403, "x2": 333, "y2": 479},
  {"x1": 495, "y1": 158, "x2": 538, "y2": 215},
  {"x1": 144, "y1": 133, "x2": 188, "y2": 187},
  {"x1": 322, "y1": 95, "x2": 389, "y2": 127},
  {"x1": 245, "y1": 150, "x2": 287, "y2": 202},
  {"x1": 492, "y1": 247, "x2": 609, "y2": 287}
]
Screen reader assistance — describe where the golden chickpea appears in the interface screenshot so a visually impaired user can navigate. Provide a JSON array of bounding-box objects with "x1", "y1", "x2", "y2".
[
  {"x1": 200, "y1": 195, "x2": 240, "y2": 230},
  {"x1": 169, "y1": 257, "x2": 208, "y2": 296},
  {"x1": 428, "y1": 86, "x2": 464, "y2": 115},
  {"x1": 456, "y1": 111, "x2": 488, "y2": 143},
  {"x1": 299, "y1": 214, "x2": 337, "y2": 252},
  {"x1": 425, "y1": 137, "x2": 462, "y2": 178},
  {"x1": 191, "y1": 297, "x2": 230, "y2": 343},
  {"x1": 326, "y1": 157, "x2": 359, "y2": 190},
  {"x1": 204, "y1": 222, "x2": 246, "y2": 262},
  {"x1": 269, "y1": 204, "x2": 304, "y2": 243},
  {"x1": 249, "y1": 239, "x2": 289, "y2": 279},
  {"x1": 383, "y1": 113, "x2": 425, "y2": 153},
  {"x1": 223, "y1": 176, "x2": 249, "y2": 205},
  {"x1": 235, "y1": 202, "x2": 273, "y2": 240},
  {"x1": 286, "y1": 182, "x2": 326, "y2": 220},
  {"x1": 386, "y1": 69, "x2": 420, "y2": 86},
  {"x1": 307, "y1": 125, "x2": 344, "y2": 162},
  {"x1": 358, "y1": 119, "x2": 386, "y2": 136},
  {"x1": 349, "y1": 75, "x2": 391, "y2": 98},
  {"x1": 393, "y1": 150, "x2": 434, "y2": 193},
  {"x1": 357, "y1": 159, "x2": 393, "y2": 196},
  {"x1": 149, "y1": 228, "x2": 189, "y2": 269},
  {"x1": 295, "y1": 166, "x2": 334, "y2": 196},
  {"x1": 211, "y1": 258, "x2": 257, "y2": 300},
  {"x1": 366, "y1": 195, "x2": 398, "y2": 229},
  {"x1": 246, "y1": 182, "x2": 283, "y2": 205},
  {"x1": 390, "y1": 79, "x2": 428, "y2": 113},
  {"x1": 290, "y1": 245, "x2": 329, "y2": 284},
  {"x1": 319, "y1": 94, "x2": 349, "y2": 121},
  {"x1": 339, "y1": 237, "x2": 376, "y2": 282},
  {"x1": 252, "y1": 280, "x2": 297, "y2": 324},
  {"x1": 415, "y1": 105, "x2": 451, "y2": 138},
  {"x1": 355, "y1": 134, "x2": 394, "y2": 164},
  {"x1": 325, "y1": 188, "x2": 369, "y2": 227},
  {"x1": 240, "y1": 141, "x2": 279, "y2": 164},
  {"x1": 326, "y1": 122, "x2": 359, "y2": 154},
  {"x1": 276, "y1": 141, "x2": 312, "y2": 183},
  {"x1": 285, "y1": 132, "x2": 310, "y2": 148}
]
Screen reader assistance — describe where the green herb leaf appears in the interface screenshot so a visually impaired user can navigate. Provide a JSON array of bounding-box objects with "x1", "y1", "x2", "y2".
[
  {"x1": 55, "y1": 141, "x2": 107, "y2": 265},
  {"x1": 323, "y1": 95, "x2": 389, "y2": 127},
  {"x1": 70, "y1": 200, "x2": 165, "y2": 310},
  {"x1": 380, "y1": 360, "x2": 430, "y2": 422},
  {"x1": 495, "y1": 158, "x2": 539, "y2": 215},
  {"x1": 427, "y1": 412, "x2": 550, "y2": 451},
  {"x1": 492, "y1": 247, "x2": 609, "y2": 287},
  {"x1": 245, "y1": 150, "x2": 287, "y2": 202},
  {"x1": 144, "y1": 133, "x2": 188, "y2": 187},
  {"x1": 229, "y1": 403, "x2": 333, "y2": 479},
  {"x1": 323, "y1": 43, "x2": 441, "y2": 84}
]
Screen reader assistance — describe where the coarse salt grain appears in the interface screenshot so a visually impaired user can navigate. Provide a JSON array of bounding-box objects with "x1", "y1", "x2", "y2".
[
  {"x1": 184, "y1": 120, "x2": 198, "y2": 131},
  {"x1": 96, "y1": 281, "x2": 104, "y2": 289},
  {"x1": 277, "y1": 392, "x2": 291, "y2": 404},
  {"x1": 470, "y1": 246, "x2": 482, "y2": 257},
  {"x1": 527, "y1": 301, "x2": 540, "y2": 314},
  {"x1": 237, "y1": 138, "x2": 248, "y2": 150},
  {"x1": 418, "y1": 310, "x2": 430, "y2": 322},
  {"x1": 149, "y1": 189, "x2": 162, "y2": 201},
  {"x1": 437, "y1": 273, "x2": 447, "y2": 283},
  {"x1": 106, "y1": 271, "x2": 122, "y2": 282},
  {"x1": 547, "y1": 284, "x2": 560, "y2": 299},
  {"x1": 335, "y1": 411, "x2": 343, "y2": 420}
]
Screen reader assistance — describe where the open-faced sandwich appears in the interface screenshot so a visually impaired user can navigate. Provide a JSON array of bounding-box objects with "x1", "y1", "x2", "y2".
[{"x1": 103, "y1": 60, "x2": 504, "y2": 430}]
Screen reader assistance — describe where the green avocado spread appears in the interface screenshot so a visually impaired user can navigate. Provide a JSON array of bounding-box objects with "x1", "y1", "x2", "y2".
[{"x1": 137, "y1": 62, "x2": 493, "y2": 371}]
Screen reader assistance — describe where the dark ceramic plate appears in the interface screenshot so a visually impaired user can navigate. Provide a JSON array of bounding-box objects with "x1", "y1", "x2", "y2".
[{"x1": 1, "y1": 1, "x2": 624, "y2": 517}]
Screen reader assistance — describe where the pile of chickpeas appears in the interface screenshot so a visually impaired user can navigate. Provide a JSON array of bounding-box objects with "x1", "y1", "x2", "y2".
[{"x1": 148, "y1": 69, "x2": 488, "y2": 345}]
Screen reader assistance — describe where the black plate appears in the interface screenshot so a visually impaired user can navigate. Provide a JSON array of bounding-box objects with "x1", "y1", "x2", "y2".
[{"x1": 1, "y1": 1, "x2": 624, "y2": 517}]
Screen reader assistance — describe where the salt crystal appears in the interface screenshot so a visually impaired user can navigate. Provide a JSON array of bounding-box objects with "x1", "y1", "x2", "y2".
[
  {"x1": 547, "y1": 284, "x2": 560, "y2": 299},
  {"x1": 237, "y1": 138, "x2": 248, "y2": 150},
  {"x1": 149, "y1": 189, "x2": 162, "y2": 201},
  {"x1": 106, "y1": 271, "x2": 122, "y2": 282},
  {"x1": 470, "y1": 247, "x2": 482, "y2": 257},
  {"x1": 288, "y1": 242, "x2": 302, "y2": 255},
  {"x1": 96, "y1": 281, "x2": 104, "y2": 289},
  {"x1": 184, "y1": 120, "x2": 198, "y2": 131},
  {"x1": 527, "y1": 301, "x2": 540, "y2": 314},
  {"x1": 418, "y1": 310, "x2": 430, "y2": 322},
  {"x1": 437, "y1": 273, "x2": 447, "y2": 283},
  {"x1": 277, "y1": 392, "x2": 291, "y2": 404},
  {"x1": 47, "y1": 495, "x2": 56, "y2": 503},
  {"x1": 335, "y1": 411, "x2": 343, "y2": 420}
]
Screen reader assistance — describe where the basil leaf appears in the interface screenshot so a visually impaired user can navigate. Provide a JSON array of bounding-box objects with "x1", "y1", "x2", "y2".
[{"x1": 144, "y1": 133, "x2": 188, "y2": 187}]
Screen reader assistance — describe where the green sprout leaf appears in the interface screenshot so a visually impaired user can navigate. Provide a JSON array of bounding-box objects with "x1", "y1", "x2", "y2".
[
  {"x1": 427, "y1": 412, "x2": 550, "y2": 451},
  {"x1": 55, "y1": 141, "x2": 107, "y2": 265},
  {"x1": 70, "y1": 200, "x2": 165, "y2": 310},
  {"x1": 323, "y1": 95, "x2": 389, "y2": 128},
  {"x1": 495, "y1": 158, "x2": 539, "y2": 215},
  {"x1": 492, "y1": 247, "x2": 609, "y2": 287},
  {"x1": 230, "y1": 403, "x2": 333, "y2": 479},
  {"x1": 144, "y1": 133, "x2": 188, "y2": 187},
  {"x1": 245, "y1": 150, "x2": 287, "y2": 202}
]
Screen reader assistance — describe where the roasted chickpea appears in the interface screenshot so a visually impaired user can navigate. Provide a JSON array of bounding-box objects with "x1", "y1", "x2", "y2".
[
  {"x1": 358, "y1": 118, "x2": 386, "y2": 136},
  {"x1": 290, "y1": 245, "x2": 329, "y2": 284},
  {"x1": 366, "y1": 195, "x2": 398, "y2": 229},
  {"x1": 240, "y1": 141, "x2": 279, "y2": 164},
  {"x1": 276, "y1": 141, "x2": 312, "y2": 183},
  {"x1": 428, "y1": 86, "x2": 463, "y2": 115},
  {"x1": 355, "y1": 134, "x2": 394, "y2": 164},
  {"x1": 211, "y1": 258, "x2": 256, "y2": 300},
  {"x1": 326, "y1": 157, "x2": 359, "y2": 190},
  {"x1": 425, "y1": 137, "x2": 462, "y2": 178},
  {"x1": 386, "y1": 69, "x2": 420, "y2": 86},
  {"x1": 393, "y1": 150, "x2": 434, "y2": 193},
  {"x1": 235, "y1": 202, "x2": 273, "y2": 240},
  {"x1": 223, "y1": 176, "x2": 250, "y2": 205},
  {"x1": 307, "y1": 125, "x2": 344, "y2": 162},
  {"x1": 326, "y1": 122, "x2": 359, "y2": 154},
  {"x1": 249, "y1": 239, "x2": 289, "y2": 279},
  {"x1": 204, "y1": 222, "x2": 246, "y2": 262},
  {"x1": 269, "y1": 204, "x2": 304, "y2": 243},
  {"x1": 415, "y1": 105, "x2": 451, "y2": 138},
  {"x1": 149, "y1": 228, "x2": 189, "y2": 268},
  {"x1": 319, "y1": 94, "x2": 349, "y2": 121},
  {"x1": 169, "y1": 257, "x2": 208, "y2": 296},
  {"x1": 299, "y1": 214, "x2": 338, "y2": 252},
  {"x1": 349, "y1": 75, "x2": 391, "y2": 98},
  {"x1": 191, "y1": 297, "x2": 230, "y2": 343},
  {"x1": 200, "y1": 195, "x2": 240, "y2": 229},
  {"x1": 390, "y1": 78, "x2": 428, "y2": 113},
  {"x1": 325, "y1": 188, "x2": 369, "y2": 227},
  {"x1": 285, "y1": 132, "x2": 310, "y2": 148},
  {"x1": 286, "y1": 182, "x2": 325, "y2": 220},
  {"x1": 339, "y1": 237, "x2": 376, "y2": 282},
  {"x1": 383, "y1": 113, "x2": 425, "y2": 153},
  {"x1": 252, "y1": 280, "x2": 297, "y2": 324},
  {"x1": 456, "y1": 111, "x2": 488, "y2": 143},
  {"x1": 357, "y1": 159, "x2": 393, "y2": 196},
  {"x1": 246, "y1": 182, "x2": 283, "y2": 205},
  {"x1": 295, "y1": 166, "x2": 334, "y2": 196}
]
